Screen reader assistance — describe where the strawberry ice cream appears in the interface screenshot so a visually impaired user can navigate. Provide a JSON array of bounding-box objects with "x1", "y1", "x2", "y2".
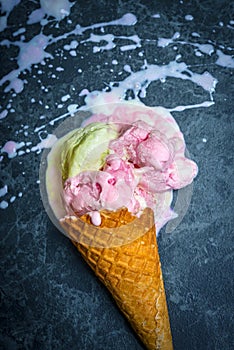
[
  {"x1": 61, "y1": 109, "x2": 197, "y2": 228},
  {"x1": 63, "y1": 158, "x2": 138, "y2": 217},
  {"x1": 108, "y1": 120, "x2": 197, "y2": 191},
  {"x1": 46, "y1": 99, "x2": 198, "y2": 231}
]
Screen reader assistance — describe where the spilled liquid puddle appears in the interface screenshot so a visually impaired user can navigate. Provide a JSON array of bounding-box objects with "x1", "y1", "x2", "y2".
[{"x1": 0, "y1": 0, "x2": 233, "y2": 211}]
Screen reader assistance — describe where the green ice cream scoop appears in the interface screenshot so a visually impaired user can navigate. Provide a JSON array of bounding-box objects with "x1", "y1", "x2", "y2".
[{"x1": 61, "y1": 122, "x2": 118, "y2": 182}]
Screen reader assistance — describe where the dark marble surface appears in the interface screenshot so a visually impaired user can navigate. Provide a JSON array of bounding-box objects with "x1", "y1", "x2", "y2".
[{"x1": 0, "y1": 0, "x2": 233, "y2": 349}]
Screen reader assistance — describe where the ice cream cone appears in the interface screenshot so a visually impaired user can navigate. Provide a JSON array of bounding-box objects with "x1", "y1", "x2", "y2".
[{"x1": 60, "y1": 207, "x2": 173, "y2": 350}]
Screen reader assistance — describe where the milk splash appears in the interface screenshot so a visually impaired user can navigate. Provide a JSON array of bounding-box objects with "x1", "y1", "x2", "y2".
[
  {"x1": 0, "y1": 0, "x2": 21, "y2": 32},
  {"x1": 0, "y1": 1, "x2": 233, "y2": 213}
]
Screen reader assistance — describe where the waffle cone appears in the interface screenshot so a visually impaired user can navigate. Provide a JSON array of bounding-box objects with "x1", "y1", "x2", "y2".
[{"x1": 60, "y1": 207, "x2": 173, "y2": 350}]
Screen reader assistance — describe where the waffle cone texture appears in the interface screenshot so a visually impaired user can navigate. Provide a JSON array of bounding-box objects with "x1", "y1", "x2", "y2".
[{"x1": 60, "y1": 207, "x2": 173, "y2": 350}]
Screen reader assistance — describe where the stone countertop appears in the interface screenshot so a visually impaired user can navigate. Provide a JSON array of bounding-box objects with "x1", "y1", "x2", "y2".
[{"x1": 0, "y1": 0, "x2": 233, "y2": 349}]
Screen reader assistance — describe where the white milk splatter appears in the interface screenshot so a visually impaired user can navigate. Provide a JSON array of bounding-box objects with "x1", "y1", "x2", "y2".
[
  {"x1": 79, "y1": 89, "x2": 90, "y2": 96},
  {"x1": 192, "y1": 32, "x2": 200, "y2": 38},
  {"x1": 0, "y1": 110, "x2": 8, "y2": 119},
  {"x1": 81, "y1": 33, "x2": 141, "y2": 53},
  {"x1": 64, "y1": 40, "x2": 79, "y2": 52},
  {"x1": 12, "y1": 27, "x2": 26, "y2": 37},
  {"x1": 0, "y1": 0, "x2": 21, "y2": 32},
  {"x1": 61, "y1": 94, "x2": 71, "y2": 102},
  {"x1": 0, "y1": 12, "x2": 137, "y2": 98},
  {"x1": 28, "y1": 0, "x2": 73, "y2": 24},
  {"x1": 1, "y1": 140, "x2": 25, "y2": 158},
  {"x1": 0, "y1": 200, "x2": 8, "y2": 209},
  {"x1": 168, "y1": 101, "x2": 214, "y2": 112},
  {"x1": 108, "y1": 60, "x2": 217, "y2": 100},
  {"x1": 157, "y1": 31, "x2": 233, "y2": 63},
  {"x1": 30, "y1": 134, "x2": 57, "y2": 153},
  {"x1": 0, "y1": 185, "x2": 8, "y2": 197},
  {"x1": 185, "y1": 15, "x2": 194, "y2": 21},
  {"x1": 152, "y1": 14, "x2": 161, "y2": 19},
  {"x1": 158, "y1": 32, "x2": 180, "y2": 48},
  {"x1": 0, "y1": 34, "x2": 53, "y2": 93},
  {"x1": 67, "y1": 104, "x2": 79, "y2": 115},
  {"x1": 216, "y1": 50, "x2": 234, "y2": 68},
  {"x1": 40, "y1": 0, "x2": 72, "y2": 20}
]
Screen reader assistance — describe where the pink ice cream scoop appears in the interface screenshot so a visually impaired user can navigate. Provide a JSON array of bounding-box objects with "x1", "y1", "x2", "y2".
[
  {"x1": 135, "y1": 130, "x2": 174, "y2": 170},
  {"x1": 109, "y1": 120, "x2": 197, "y2": 192},
  {"x1": 63, "y1": 163, "x2": 139, "y2": 218},
  {"x1": 109, "y1": 121, "x2": 151, "y2": 161},
  {"x1": 110, "y1": 121, "x2": 174, "y2": 170}
]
